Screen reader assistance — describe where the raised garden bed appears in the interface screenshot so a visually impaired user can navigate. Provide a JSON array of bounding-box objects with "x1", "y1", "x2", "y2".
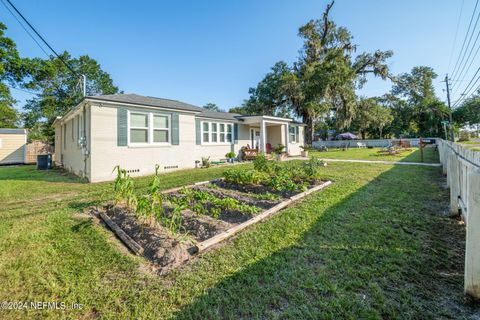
[{"x1": 94, "y1": 157, "x2": 331, "y2": 274}]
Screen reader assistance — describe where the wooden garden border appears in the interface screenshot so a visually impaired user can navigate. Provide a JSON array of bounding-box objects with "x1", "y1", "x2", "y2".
[
  {"x1": 99, "y1": 211, "x2": 144, "y2": 255},
  {"x1": 98, "y1": 179, "x2": 332, "y2": 260},
  {"x1": 194, "y1": 180, "x2": 333, "y2": 253}
]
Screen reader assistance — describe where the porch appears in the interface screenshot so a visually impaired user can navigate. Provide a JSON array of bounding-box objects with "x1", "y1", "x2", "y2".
[{"x1": 239, "y1": 116, "x2": 296, "y2": 155}]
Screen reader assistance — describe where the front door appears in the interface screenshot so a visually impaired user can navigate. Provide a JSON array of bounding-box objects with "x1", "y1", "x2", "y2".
[{"x1": 250, "y1": 128, "x2": 261, "y2": 149}]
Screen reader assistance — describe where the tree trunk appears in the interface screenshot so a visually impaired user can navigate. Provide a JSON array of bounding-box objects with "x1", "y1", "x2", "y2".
[
  {"x1": 379, "y1": 126, "x2": 383, "y2": 139},
  {"x1": 303, "y1": 113, "x2": 314, "y2": 145},
  {"x1": 361, "y1": 130, "x2": 366, "y2": 140}
]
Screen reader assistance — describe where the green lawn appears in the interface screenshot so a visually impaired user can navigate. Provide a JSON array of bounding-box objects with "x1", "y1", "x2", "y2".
[
  {"x1": 0, "y1": 161, "x2": 475, "y2": 319},
  {"x1": 310, "y1": 147, "x2": 439, "y2": 163}
]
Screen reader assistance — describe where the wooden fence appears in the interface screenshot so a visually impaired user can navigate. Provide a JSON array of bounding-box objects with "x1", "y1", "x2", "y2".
[
  {"x1": 437, "y1": 139, "x2": 480, "y2": 299},
  {"x1": 25, "y1": 141, "x2": 54, "y2": 164}
]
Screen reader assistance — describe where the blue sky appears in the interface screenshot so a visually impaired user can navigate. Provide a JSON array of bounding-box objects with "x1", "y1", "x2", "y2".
[{"x1": 1, "y1": 0, "x2": 471, "y2": 112}]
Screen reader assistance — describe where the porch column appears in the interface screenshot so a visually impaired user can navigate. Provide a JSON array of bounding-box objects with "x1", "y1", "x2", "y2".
[
  {"x1": 284, "y1": 124, "x2": 289, "y2": 154},
  {"x1": 260, "y1": 120, "x2": 266, "y2": 153}
]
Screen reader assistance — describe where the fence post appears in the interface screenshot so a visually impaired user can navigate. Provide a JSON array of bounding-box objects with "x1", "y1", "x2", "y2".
[
  {"x1": 448, "y1": 153, "x2": 460, "y2": 216},
  {"x1": 465, "y1": 170, "x2": 480, "y2": 299},
  {"x1": 442, "y1": 143, "x2": 449, "y2": 176}
]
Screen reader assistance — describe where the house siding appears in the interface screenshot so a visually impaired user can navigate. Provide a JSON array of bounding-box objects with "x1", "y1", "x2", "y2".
[
  {"x1": 54, "y1": 105, "x2": 91, "y2": 179},
  {"x1": 0, "y1": 132, "x2": 26, "y2": 164},
  {"x1": 89, "y1": 104, "x2": 249, "y2": 182}
]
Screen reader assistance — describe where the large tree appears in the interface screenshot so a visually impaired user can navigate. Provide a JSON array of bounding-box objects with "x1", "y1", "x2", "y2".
[
  {"x1": 350, "y1": 97, "x2": 393, "y2": 139},
  {"x1": 389, "y1": 66, "x2": 449, "y2": 137},
  {"x1": 453, "y1": 94, "x2": 480, "y2": 136},
  {"x1": 23, "y1": 52, "x2": 119, "y2": 141},
  {"x1": 243, "y1": 1, "x2": 392, "y2": 144},
  {"x1": 0, "y1": 22, "x2": 28, "y2": 128}
]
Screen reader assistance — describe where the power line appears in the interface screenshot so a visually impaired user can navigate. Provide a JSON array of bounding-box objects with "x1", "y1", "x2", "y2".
[
  {"x1": 0, "y1": 0, "x2": 50, "y2": 58},
  {"x1": 5, "y1": 84, "x2": 38, "y2": 95},
  {"x1": 450, "y1": 0, "x2": 480, "y2": 80},
  {"x1": 3, "y1": 0, "x2": 79, "y2": 78},
  {"x1": 448, "y1": 0, "x2": 465, "y2": 71},
  {"x1": 452, "y1": 66, "x2": 480, "y2": 107}
]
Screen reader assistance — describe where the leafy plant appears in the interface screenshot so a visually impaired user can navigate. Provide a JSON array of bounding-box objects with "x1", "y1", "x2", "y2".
[
  {"x1": 224, "y1": 168, "x2": 266, "y2": 185},
  {"x1": 301, "y1": 156, "x2": 324, "y2": 179},
  {"x1": 112, "y1": 165, "x2": 136, "y2": 209},
  {"x1": 274, "y1": 144, "x2": 285, "y2": 155},
  {"x1": 225, "y1": 152, "x2": 236, "y2": 159}
]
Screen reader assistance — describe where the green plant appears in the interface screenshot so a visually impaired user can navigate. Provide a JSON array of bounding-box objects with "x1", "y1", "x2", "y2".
[
  {"x1": 224, "y1": 168, "x2": 265, "y2": 185},
  {"x1": 301, "y1": 156, "x2": 324, "y2": 179},
  {"x1": 274, "y1": 144, "x2": 285, "y2": 155},
  {"x1": 225, "y1": 152, "x2": 236, "y2": 159},
  {"x1": 112, "y1": 165, "x2": 136, "y2": 209}
]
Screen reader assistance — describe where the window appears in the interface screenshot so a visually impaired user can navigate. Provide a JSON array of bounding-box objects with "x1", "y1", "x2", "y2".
[
  {"x1": 201, "y1": 121, "x2": 234, "y2": 144},
  {"x1": 130, "y1": 113, "x2": 149, "y2": 143},
  {"x1": 226, "y1": 124, "x2": 233, "y2": 142},
  {"x1": 219, "y1": 124, "x2": 225, "y2": 143},
  {"x1": 128, "y1": 111, "x2": 171, "y2": 145},
  {"x1": 153, "y1": 115, "x2": 169, "y2": 143},
  {"x1": 211, "y1": 123, "x2": 218, "y2": 142},
  {"x1": 289, "y1": 125, "x2": 297, "y2": 143},
  {"x1": 202, "y1": 122, "x2": 210, "y2": 143}
]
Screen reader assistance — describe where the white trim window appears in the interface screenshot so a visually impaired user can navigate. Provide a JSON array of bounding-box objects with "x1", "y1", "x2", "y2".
[
  {"x1": 289, "y1": 125, "x2": 297, "y2": 143},
  {"x1": 201, "y1": 121, "x2": 233, "y2": 144},
  {"x1": 128, "y1": 110, "x2": 171, "y2": 145},
  {"x1": 226, "y1": 124, "x2": 233, "y2": 143}
]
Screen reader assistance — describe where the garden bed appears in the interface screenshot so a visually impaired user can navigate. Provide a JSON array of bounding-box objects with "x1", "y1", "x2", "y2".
[{"x1": 95, "y1": 158, "x2": 330, "y2": 273}]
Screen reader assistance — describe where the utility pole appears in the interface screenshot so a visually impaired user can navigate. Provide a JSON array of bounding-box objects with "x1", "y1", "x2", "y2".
[{"x1": 445, "y1": 74, "x2": 455, "y2": 141}]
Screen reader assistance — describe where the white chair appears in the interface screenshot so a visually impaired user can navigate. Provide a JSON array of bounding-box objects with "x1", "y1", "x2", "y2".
[{"x1": 357, "y1": 142, "x2": 366, "y2": 148}]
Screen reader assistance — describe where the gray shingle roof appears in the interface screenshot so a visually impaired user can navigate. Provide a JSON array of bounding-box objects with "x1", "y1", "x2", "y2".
[
  {"x1": 86, "y1": 94, "x2": 205, "y2": 113},
  {"x1": 0, "y1": 128, "x2": 27, "y2": 134},
  {"x1": 86, "y1": 94, "x2": 242, "y2": 121},
  {"x1": 197, "y1": 110, "x2": 241, "y2": 121}
]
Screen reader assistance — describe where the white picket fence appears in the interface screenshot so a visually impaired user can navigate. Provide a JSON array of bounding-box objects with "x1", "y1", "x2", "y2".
[
  {"x1": 312, "y1": 138, "x2": 433, "y2": 149},
  {"x1": 437, "y1": 139, "x2": 480, "y2": 299}
]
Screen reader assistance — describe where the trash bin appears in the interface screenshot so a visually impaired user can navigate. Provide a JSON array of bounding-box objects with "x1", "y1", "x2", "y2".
[{"x1": 37, "y1": 154, "x2": 52, "y2": 170}]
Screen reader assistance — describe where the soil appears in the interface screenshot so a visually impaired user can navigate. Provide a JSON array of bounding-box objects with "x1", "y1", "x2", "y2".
[{"x1": 96, "y1": 178, "x2": 328, "y2": 274}]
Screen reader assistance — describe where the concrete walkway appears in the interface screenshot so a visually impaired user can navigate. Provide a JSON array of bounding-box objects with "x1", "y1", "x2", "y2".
[{"x1": 286, "y1": 157, "x2": 441, "y2": 167}]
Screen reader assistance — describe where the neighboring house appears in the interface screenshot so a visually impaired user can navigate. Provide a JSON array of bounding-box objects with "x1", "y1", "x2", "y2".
[
  {"x1": 0, "y1": 128, "x2": 27, "y2": 165},
  {"x1": 53, "y1": 94, "x2": 305, "y2": 182}
]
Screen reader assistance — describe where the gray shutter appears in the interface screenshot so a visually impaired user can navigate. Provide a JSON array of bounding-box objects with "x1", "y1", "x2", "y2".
[
  {"x1": 288, "y1": 125, "x2": 293, "y2": 143},
  {"x1": 117, "y1": 108, "x2": 128, "y2": 146},
  {"x1": 234, "y1": 123, "x2": 239, "y2": 144},
  {"x1": 195, "y1": 119, "x2": 201, "y2": 145},
  {"x1": 171, "y1": 113, "x2": 179, "y2": 145}
]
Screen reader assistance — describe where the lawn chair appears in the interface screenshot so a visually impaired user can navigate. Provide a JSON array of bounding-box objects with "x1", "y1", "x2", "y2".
[{"x1": 356, "y1": 142, "x2": 366, "y2": 148}]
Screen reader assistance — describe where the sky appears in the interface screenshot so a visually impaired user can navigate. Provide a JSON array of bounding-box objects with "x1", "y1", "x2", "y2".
[{"x1": 0, "y1": 0, "x2": 472, "y2": 112}]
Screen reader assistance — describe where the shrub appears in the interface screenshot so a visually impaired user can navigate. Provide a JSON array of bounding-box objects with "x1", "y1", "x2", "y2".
[
  {"x1": 225, "y1": 152, "x2": 236, "y2": 159},
  {"x1": 224, "y1": 168, "x2": 265, "y2": 185}
]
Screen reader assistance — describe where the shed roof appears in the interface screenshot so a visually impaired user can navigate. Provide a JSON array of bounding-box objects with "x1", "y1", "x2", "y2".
[{"x1": 0, "y1": 128, "x2": 27, "y2": 134}]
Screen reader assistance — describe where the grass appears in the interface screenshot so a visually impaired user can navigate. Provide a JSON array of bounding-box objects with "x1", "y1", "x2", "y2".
[
  {"x1": 0, "y1": 161, "x2": 475, "y2": 319},
  {"x1": 310, "y1": 147, "x2": 439, "y2": 163}
]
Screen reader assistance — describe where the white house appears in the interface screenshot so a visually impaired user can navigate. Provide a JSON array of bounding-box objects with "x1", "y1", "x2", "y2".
[{"x1": 53, "y1": 94, "x2": 305, "y2": 182}]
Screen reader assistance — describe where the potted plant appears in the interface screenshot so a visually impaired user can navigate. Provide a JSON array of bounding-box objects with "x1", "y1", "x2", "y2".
[
  {"x1": 300, "y1": 145, "x2": 311, "y2": 157},
  {"x1": 225, "y1": 151, "x2": 236, "y2": 163},
  {"x1": 274, "y1": 144, "x2": 286, "y2": 161}
]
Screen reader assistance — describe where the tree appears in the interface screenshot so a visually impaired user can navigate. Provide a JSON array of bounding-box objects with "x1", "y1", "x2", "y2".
[
  {"x1": 203, "y1": 102, "x2": 224, "y2": 112},
  {"x1": 23, "y1": 52, "x2": 119, "y2": 141},
  {"x1": 390, "y1": 66, "x2": 449, "y2": 137},
  {"x1": 242, "y1": 1, "x2": 392, "y2": 143},
  {"x1": 0, "y1": 22, "x2": 28, "y2": 128},
  {"x1": 242, "y1": 61, "x2": 293, "y2": 118},
  {"x1": 350, "y1": 97, "x2": 392, "y2": 139},
  {"x1": 454, "y1": 94, "x2": 480, "y2": 136}
]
